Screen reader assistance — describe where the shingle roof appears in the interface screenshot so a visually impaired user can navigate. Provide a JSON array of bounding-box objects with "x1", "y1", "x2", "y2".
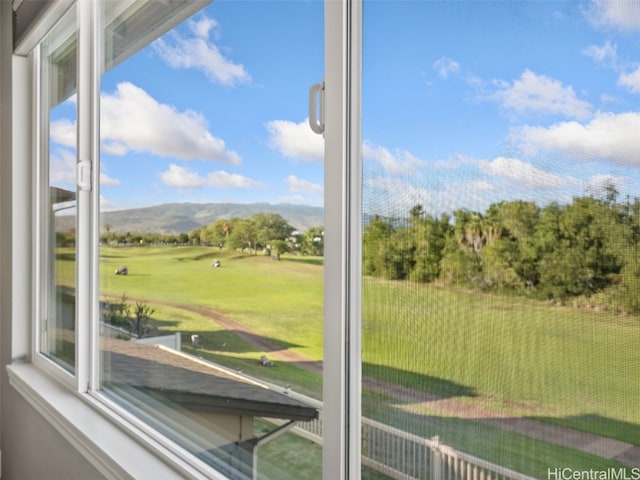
[{"x1": 103, "y1": 338, "x2": 318, "y2": 421}]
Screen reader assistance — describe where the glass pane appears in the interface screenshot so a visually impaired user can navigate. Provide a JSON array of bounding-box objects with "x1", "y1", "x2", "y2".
[
  {"x1": 362, "y1": 2, "x2": 640, "y2": 478},
  {"x1": 41, "y1": 5, "x2": 77, "y2": 374},
  {"x1": 98, "y1": 2, "x2": 323, "y2": 478}
]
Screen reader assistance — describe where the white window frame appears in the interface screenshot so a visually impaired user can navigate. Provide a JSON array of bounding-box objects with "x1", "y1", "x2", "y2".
[
  {"x1": 31, "y1": 0, "x2": 79, "y2": 390},
  {"x1": 6, "y1": 0, "x2": 364, "y2": 479},
  {"x1": 323, "y1": 1, "x2": 362, "y2": 479}
]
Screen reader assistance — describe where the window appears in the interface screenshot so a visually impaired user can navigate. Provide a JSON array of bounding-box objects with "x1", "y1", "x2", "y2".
[
  {"x1": 9, "y1": 1, "x2": 639, "y2": 479},
  {"x1": 38, "y1": 3, "x2": 78, "y2": 375},
  {"x1": 28, "y1": 1, "x2": 328, "y2": 479},
  {"x1": 360, "y1": 2, "x2": 640, "y2": 479}
]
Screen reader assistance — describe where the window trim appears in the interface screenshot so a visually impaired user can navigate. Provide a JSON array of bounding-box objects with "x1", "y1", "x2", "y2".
[
  {"x1": 7, "y1": 362, "x2": 220, "y2": 480},
  {"x1": 14, "y1": 0, "x2": 75, "y2": 56}
]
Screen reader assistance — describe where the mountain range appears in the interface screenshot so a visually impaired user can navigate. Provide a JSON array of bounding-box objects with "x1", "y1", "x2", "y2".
[{"x1": 95, "y1": 202, "x2": 324, "y2": 234}]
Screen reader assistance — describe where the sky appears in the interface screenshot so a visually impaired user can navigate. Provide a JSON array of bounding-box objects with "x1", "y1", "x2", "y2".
[{"x1": 49, "y1": 0, "x2": 640, "y2": 219}]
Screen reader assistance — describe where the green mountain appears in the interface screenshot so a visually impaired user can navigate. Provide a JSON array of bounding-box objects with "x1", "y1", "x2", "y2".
[{"x1": 98, "y1": 202, "x2": 324, "y2": 234}]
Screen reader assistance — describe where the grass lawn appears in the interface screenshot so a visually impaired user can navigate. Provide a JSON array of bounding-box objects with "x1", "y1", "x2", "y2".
[
  {"x1": 100, "y1": 246, "x2": 324, "y2": 359},
  {"x1": 362, "y1": 279, "x2": 640, "y2": 444},
  {"x1": 92, "y1": 246, "x2": 640, "y2": 457},
  {"x1": 254, "y1": 419, "x2": 322, "y2": 480}
]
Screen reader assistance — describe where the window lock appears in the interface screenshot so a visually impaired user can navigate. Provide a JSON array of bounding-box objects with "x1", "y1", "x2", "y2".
[{"x1": 77, "y1": 160, "x2": 91, "y2": 191}]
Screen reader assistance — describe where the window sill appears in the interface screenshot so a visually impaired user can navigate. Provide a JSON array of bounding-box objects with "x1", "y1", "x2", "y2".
[{"x1": 7, "y1": 362, "x2": 225, "y2": 480}]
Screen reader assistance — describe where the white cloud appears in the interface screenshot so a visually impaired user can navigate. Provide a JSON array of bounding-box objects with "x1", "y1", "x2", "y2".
[
  {"x1": 100, "y1": 195, "x2": 115, "y2": 210},
  {"x1": 362, "y1": 142, "x2": 426, "y2": 176},
  {"x1": 50, "y1": 149, "x2": 76, "y2": 185},
  {"x1": 433, "y1": 57, "x2": 460, "y2": 79},
  {"x1": 159, "y1": 164, "x2": 265, "y2": 189},
  {"x1": 618, "y1": 66, "x2": 640, "y2": 93},
  {"x1": 586, "y1": 0, "x2": 640, "y2": 32},
  {"x1": 49, "y1": 147, "x2": 122, "y2": 187},
  {"x1": 479, "y1": 157, "x2": 571, "y2": 189},
  {"x1": 99, "y1": 82, "x2": 241, "y2": 164},
  {"x1": 445, "y1": 179, "x2": 502, "y2": 211},
  {"x1": 101, "y1": 173, "x2": 122, "y2": 186},
  {"x1": 364, "y1": 177, "x2": 434, "y2": 213},
  {"x1": 190, "y1": 16, "x2": 219, "y2": 40},
  {"x1": 583, "y1": 40, "x2": 617, "y2": 64},
  {"x1": 495, "y1": 70, "x2": 592, "y2": 119},
  {"x1": 430, "y1": 153, "x2": 478, "y2": 171},
  {"x1": 266, "y1": 118, "x2": 324, "y2": 162},
  {"x1": 52, "y1": 83, "x2": 241, "y2": 164},
  {"x1": 152, "y1": 15, "x2": 250, "y2": 86},
  {"x1": 513, "y1": 112, "x2": 640, "y2": 166},
  {"x1": 277, "y1": 194, "x2": 313, "y2": 205},
  {"x1": 585, "y1": 173, "x2": 626, "y2": 195},
  {"x1": 284, "y1": 175, "x2": 323, "y2": 196},
  {"x1": 600, "y1": 93, "x2": 621, "y2": 106},
  {"x1": 50, "y1": 119, "x2": 76, "y2": 149},
  {"x1": 159, "y1": 164, "x2": 203, "y2": 187},
  {"x1": 363, "y1": 175, "x2": 494, "y2": 216}
]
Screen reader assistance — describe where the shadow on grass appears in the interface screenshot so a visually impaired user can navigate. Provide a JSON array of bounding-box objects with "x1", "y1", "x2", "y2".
[
  {"x1": 152, "y1": 317, "x2": 181, "y2": 329},
  {"x1": 363, "y1": 362, "x2": 476, "y2": 399},
  {"x1": 181, "y1": 329, "x2": 304, "y2": 354},
  {"x1": 282, "y1": 257, "x2": 324, "y2": 266},
  {"x1": 526, "y1": 413, "x2": 640, "y2": 447},
  {"x1": 226, "y1": 253, "x2": 260, "y2": 260},
  {"x1": 107, "y1": 273, "x2": 151, "y2": 277},
  {"x1": 178, "y1": 250, "x2": 224, "y2": 262},
  {"x1": 183, "y1": 347, "x2": 323, "y2": 399}
]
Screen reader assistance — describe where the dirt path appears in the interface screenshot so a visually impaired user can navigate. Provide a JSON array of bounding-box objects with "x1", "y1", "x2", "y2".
[
  {"x1": 118, "y1": 297, "x2": 640, "y2": 467},
  {"x1": 182, "y1": 304, "x2": 324, "y2": 375}
]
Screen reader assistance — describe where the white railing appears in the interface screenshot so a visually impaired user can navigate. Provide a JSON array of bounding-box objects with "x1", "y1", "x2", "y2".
[
  {"x1": 100, "y1": 322, "x2": 135, "y2": 339},
  {"x1": 135, "y1": 331, "x2": 182, "y2": 350},
  {"x1": 275, "y1": 395, "x2": 535, "y2": 480},
  {"x1": 100, "y1": 323, "x2": 182, "y2": 351},
  {"x1": 435, "y1": 440, "x2": 535, "y2": 480},
  {"x1": 361, "y1": 418, "x2": 434, "y2": 479}
]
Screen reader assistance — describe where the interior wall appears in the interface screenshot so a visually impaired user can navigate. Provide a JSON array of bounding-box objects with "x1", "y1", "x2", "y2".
[
  {"x1": 13, "y1": 1, "x2": 52, "y2": 47},
  {"x1": 0, "y1": 2, "x2": 12, "y2": 476},
  {"x1": 1, "y1": 389, "x2": 105, "y2": 480}
]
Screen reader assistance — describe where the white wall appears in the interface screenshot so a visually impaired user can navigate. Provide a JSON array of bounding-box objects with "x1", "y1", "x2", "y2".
[
  {"x1": 1, "y1": 391, "x2": 106, "y2": 480},
  {"x1": 0, "y1": 2, "x2": 12, "y2": 476}
]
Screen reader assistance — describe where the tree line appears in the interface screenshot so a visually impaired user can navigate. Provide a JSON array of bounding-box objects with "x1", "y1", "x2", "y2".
[
  {"x1": 188, "y1": 212, "x2": 325, "y2": 257},
  {"x1": 363, "y1": 189, "x2": 640, "y2": 314},
  {"x1": 100, "y1": 229, "x2": 191, "y2": 246},
  {"x1": 101, "y1": 212, "x2": 325, "y2": 258}
]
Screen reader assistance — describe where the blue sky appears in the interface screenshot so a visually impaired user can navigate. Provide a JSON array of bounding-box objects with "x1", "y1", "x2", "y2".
[{"x1": 50, "y1": 0, "x2": 640, "y2": 219}]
